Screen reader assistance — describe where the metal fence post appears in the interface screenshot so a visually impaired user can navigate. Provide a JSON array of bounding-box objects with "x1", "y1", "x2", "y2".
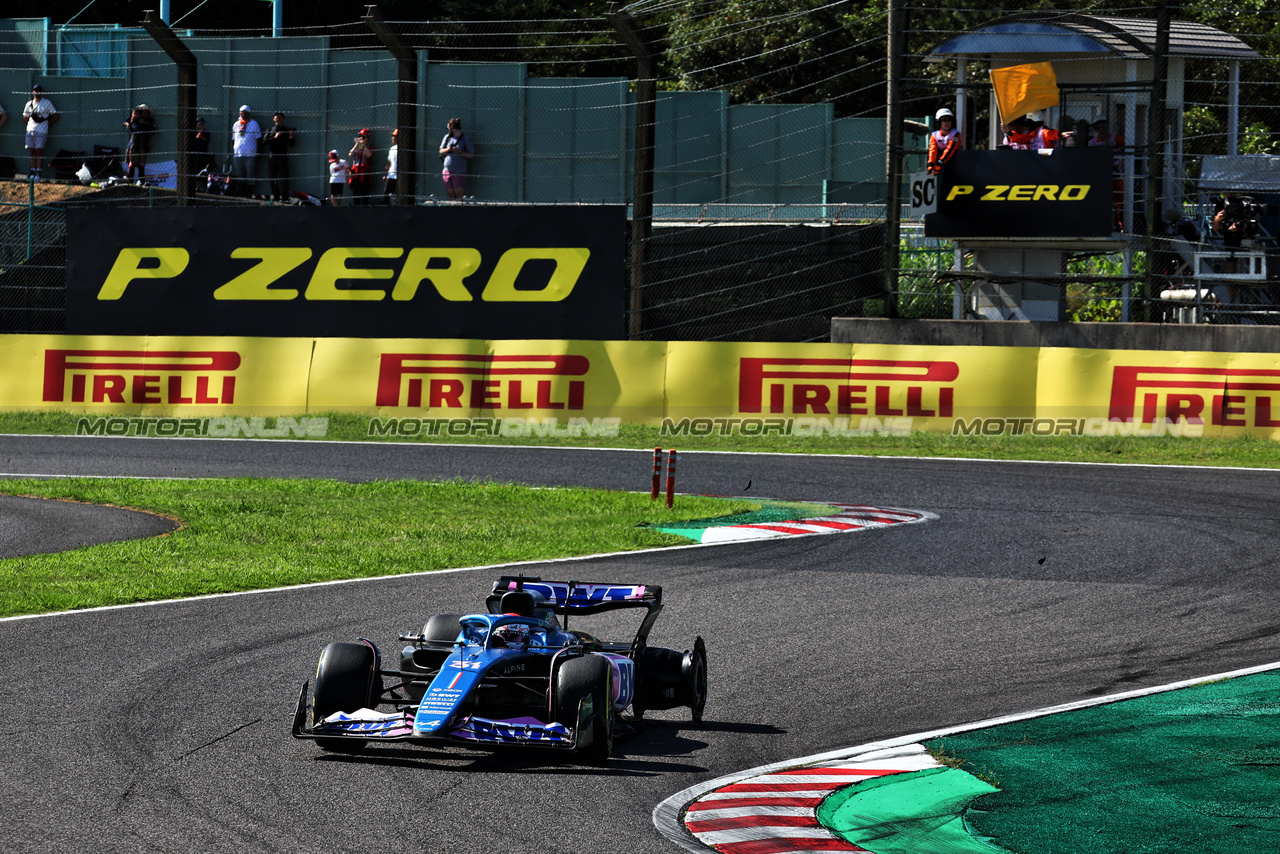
[
  {"x1": 1143, "y1": 0, "x2": 1171, "y2": 324},
  {"x1": 606, "y1": 6, "x2": 659, "y2": 339},
  {"x1": 884, "y1": 0, "x2": 905, "y2": 318},
  {"x1": 363, "y1": 4, "x2": 418, "y2": 205},
  {"x1": 140, "y1": 11, "x2": 197, "y2": 205}
]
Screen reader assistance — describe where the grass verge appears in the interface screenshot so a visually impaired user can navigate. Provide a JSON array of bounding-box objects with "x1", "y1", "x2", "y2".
[{"x1": 0, "y1": 477, "x2": 758, "y2": 619}]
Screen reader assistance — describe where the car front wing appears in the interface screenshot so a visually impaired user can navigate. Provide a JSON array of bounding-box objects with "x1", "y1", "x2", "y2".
[{"x1": 290, "y1": 682, "x2": 580, "y2": 749}]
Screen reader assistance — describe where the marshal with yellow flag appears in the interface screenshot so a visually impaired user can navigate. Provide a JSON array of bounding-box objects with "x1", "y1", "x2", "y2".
[{"x1": 989, "y1": 62, "x2": 1059, "y2": 123}]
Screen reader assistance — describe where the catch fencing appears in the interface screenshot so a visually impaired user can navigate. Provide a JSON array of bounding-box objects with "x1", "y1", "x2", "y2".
[{"x1": 2, "y1": 3, "x2": 1279, "y2": 335}]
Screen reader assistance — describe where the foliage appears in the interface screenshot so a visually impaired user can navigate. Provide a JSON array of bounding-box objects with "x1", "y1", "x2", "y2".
[
  {"x1": 1065, "y1": 253, "x2": 1125, "y2": 322},
  {"x1": 664, "y1": 0, "x2": 888, "y2": 117},
  {"x1": 1240, "y1": 121, "x2": 1280, "y2": 156}
]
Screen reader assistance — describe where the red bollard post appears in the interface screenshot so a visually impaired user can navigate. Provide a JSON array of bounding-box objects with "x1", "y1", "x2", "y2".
[
  {"x1": 665, "y1": 449, "x2": 677, "y2": 509},
  {"x1": 651, "y1": 447, "x2": 662, "y2": 501}
]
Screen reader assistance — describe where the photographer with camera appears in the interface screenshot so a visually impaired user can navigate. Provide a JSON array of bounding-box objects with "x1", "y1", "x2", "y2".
[
  {"x1": 1212, "y1": 193, "x2": 1259, "y2": 249},
  {"x1": 348, "y1": 128, "x2": 375, "y2": 206},
  {"x1": 1210, "y1": 193, "x2": 1264, "y2": 301},
  {"x1": 22, "y1": 84, "x2": 58, "y2": 182}
]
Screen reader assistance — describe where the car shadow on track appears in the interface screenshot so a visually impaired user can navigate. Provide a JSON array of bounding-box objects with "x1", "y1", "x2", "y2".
[
  {"x1": 312, "y1": 748, "x2": 702, "y2": 776},
  {"x1": 306, "y1": 718, "x2": 783, "y2": 775}
]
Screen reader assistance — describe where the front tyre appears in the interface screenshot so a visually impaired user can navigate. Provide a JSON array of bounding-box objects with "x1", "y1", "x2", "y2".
[
  {"x1": 421, "y1": 614, "x2": 464, "y2": 646},
  {"x1": 312, "y1": 641, "x2": 380, "y2": 753},
  {"x1": 554, "y1": 655, "x2": 613, "y2": 763},
  {"x1": 687, "y1": 636, "x2": 708, "y2": 724}
]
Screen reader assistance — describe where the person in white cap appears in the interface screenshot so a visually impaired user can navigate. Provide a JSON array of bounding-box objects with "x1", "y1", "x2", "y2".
[
  {"x1": 328, "y1": 150, "x2": 348, "y2": 206},
  {"x1": 1021, "y1": 110, "x2": 1060, "y2": 150},
  {"x1": 230, "y1": 104, "x2": 262, "y2": 196},
  {"x1": 927, "y1": 107, "x2": 962, "y2": 174},
  {"x1": 23, "y1": 84, "x2": 58, "y2": 181}
]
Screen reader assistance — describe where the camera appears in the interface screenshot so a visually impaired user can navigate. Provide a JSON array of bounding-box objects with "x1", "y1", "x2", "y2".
[{"x1": 1221, "y1": 194, "x2": 1265, "y2": 240}]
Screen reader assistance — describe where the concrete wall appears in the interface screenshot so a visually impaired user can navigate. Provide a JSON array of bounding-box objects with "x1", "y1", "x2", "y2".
[{"x1": 830, "y1": 318, "x2": 1280, "y2": 353}]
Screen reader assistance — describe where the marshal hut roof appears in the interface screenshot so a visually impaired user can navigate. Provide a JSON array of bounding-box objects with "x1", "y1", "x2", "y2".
[{"x1": 930, "y1": 12, "x2": 1259, "y2": 61}]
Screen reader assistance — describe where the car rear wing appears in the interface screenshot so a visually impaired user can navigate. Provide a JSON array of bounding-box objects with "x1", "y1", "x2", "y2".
[{"x1": 487, "y1": 575, "x2": 663, "y2": 650}]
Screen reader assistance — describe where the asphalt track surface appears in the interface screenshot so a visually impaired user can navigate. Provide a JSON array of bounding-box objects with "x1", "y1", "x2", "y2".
[{"x1": 3, "y1": 434, "x2": 1280, "y2": 853}]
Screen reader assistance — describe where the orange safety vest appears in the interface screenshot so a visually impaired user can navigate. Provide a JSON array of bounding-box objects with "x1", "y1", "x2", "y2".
[{"x1": 927, "y1": 128, "x2": 962, "y2": 173}]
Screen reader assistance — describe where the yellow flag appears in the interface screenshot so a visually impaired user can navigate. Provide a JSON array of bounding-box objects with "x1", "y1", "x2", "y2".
[{"x1": 990, "y1": 62, "x2": 1059, "y2": 123}]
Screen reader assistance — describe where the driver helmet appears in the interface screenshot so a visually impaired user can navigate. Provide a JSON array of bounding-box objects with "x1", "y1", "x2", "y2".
[
  {"x1": 935, "y1": 108, "x2": 955, "y2": 123},
  {"x1": 495, "y1": 618, "x2": 529, "y2": 647}
]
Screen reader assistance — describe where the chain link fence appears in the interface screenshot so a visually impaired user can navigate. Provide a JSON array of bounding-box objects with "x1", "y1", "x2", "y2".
[{"x1": 3, "y1": 3, "x2": 1279, "y2": 336}]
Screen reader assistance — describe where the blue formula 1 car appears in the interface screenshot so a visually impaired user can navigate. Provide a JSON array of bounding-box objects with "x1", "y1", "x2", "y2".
[{"x1": 291, "y1": 575, "x2": 707, "y2": 762}]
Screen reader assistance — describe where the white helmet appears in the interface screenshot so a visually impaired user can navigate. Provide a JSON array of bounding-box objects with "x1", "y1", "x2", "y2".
[
  {"x1": 1026, "y1": 110, "x2": 1045, "y2": 123},
  {"x1": 935, "y1": 108, "x2": 955, "y2": 122}
]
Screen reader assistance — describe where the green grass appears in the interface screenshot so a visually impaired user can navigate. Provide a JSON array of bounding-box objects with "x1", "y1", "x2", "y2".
[
  {"x1": 2, "y1": 408, "x2": 1276, "y2": 618},
  {"x1": 3, "y1": 411, "x2": 1279, "y2": 468},
  {"x1": 0, "y1": 477, "x2": 757, "y2": 619}
]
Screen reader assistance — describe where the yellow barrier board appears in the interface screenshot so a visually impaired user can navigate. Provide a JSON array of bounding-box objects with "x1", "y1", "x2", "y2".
[
  {"x1": 1039, "y1": 347, "x2": 1280, "y2": 438},
  {"x1": 0, "y1": 335, "x2": 312, "y2": 416},
  {"x1": 308, "y1": 338, "x2": 668, "y2": 421},
  {"x1": 3, "y1": 334, "x2": 1279, "y2": 439}
]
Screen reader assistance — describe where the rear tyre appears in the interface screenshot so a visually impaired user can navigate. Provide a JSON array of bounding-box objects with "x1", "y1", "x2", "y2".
[
  {"x1": 554, "y1": 655, "x2": 613, "y2": 763},
  {"x1": 312, "y1": 641, "x2": 379, "y2": 753}
]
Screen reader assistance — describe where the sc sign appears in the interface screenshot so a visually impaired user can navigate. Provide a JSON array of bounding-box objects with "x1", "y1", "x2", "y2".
[{"x1": 909, "y1": 171, "x2": 937, "y2": 216}]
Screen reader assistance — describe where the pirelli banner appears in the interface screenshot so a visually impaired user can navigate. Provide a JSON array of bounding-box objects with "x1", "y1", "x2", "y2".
[
  {"x1": 64, "y1": 206, "x2": 625, "y2": 339},
  {"x1": 925, "y1": 148, "x2": 1113, "y2": 238},
  {"x1": 5, "y1": 335, "x2": 1280, "y2": 439}
]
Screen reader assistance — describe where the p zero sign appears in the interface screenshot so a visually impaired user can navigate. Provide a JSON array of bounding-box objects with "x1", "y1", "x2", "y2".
[
  {"x1": 65, "y1": 206, "x2": 625, "y2": 339},
  {"x1": 924, "y1": 147, "x2": 1112, "y2": 238}
]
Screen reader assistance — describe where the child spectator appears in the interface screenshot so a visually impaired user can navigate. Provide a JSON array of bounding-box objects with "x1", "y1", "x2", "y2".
[{"x1": 328, "y1": 150, "x2": 348, "y2": 206}]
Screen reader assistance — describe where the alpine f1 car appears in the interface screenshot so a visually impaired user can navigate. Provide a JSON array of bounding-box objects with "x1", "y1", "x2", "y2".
[{"x1": 291, "y1": 575, "x2": 707, "y2": 761}]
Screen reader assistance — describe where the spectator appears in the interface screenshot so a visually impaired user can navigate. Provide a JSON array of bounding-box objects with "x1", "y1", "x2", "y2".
[
  {"x1": 439, "y1": 117, "x2": 474, "y2": 200},
  {"x1": 1059, "y1": 118, "x2": 1091, "y2": 148},
  {"x1": 23, "y1": 84, "x2": 58, "y2": 182},
  {"x1": 124, "y1": 104, "x2": 157, "y2": 182},
  {"x1": 0, "y1": 100, "x2": 7, "y2": 132},
  {"x1": 384, "y1": 128, "x2": 399, "y2": 204},
  {"x1": 348, "y1": 128, "x2": 375, "y2": 205},
  {"x1": 328, "y1": 150, "x2": 348, "y2": 206},
  {"x1": 264, "y1": 111, "x2": 296, "y2": 202},
  {"x1": 194, "y1": 117, "x2": 213, "y2": 176},
  {"x1": 927, "y1": 108, "x2": 961, "y2": 174},
  {"x1": 1090, "y1": 118, "x2": 1125, "y2": 229},
  {"x1": 230, "y1": 104, "x2": 262, "y2": 197},
  {"x1": 1089, "y1": 118, "x2": 1124, "y2": 153}
]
